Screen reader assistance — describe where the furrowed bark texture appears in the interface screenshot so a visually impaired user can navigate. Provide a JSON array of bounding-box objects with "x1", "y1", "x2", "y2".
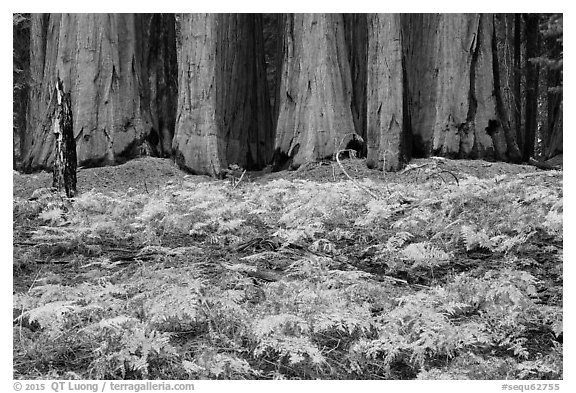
[
  {"x1": 343, "y1": 14, "x2": 368, "y2": 144},
  {"x1": 403, "y1": 14, "x2": 516, "y2": 160},
  {"x1": 493, "y1": 14, "x2": 522, "y2": 162},
  {"x1": 13, "y1": 14, "x2": 30, "y2": 168},
  {"x1": 173, "y1": 13, "x2": 273, "y2": 176},
  {"x1": 25, "y1": 13, "x2": 50, "y2": 170},
  {"x1": 513, "y1": 14, "x2": 523, "y2": 153},
  {"x1": 23, "y1": 14, "x2": 156, "y2": 170},
  {"x1": 401, "y1": 13, "x2": 440, "y2": 157},
  {"x1": 545, "y1": 101, "x2": 562, "y2": 158},
  {"x1": 24, "y1": 14, "x2": 176, "y2": 170},
  {"x1": 366, "y1": 14, "x2": 409, "y2": 171},
  {"x1": 523, "y1": 14, "x2": 540, "y2": 161},
  {"x1": 274, "y1": 14, "x2": 357, "y2": 168},
  {"x1": 544, "y1": 20, "x2": 563, "y2": 159},
  {"x1": 263, "y1": 14, "x2": 282, "y2": 132},
  {"x1": 141, "y1": 14, "x2": 178, "y2": 157}
]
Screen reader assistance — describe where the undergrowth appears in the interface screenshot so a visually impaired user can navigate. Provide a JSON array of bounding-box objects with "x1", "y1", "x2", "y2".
[{"x1": 13, "y1": 167, "x2": 563, "y2": 379}]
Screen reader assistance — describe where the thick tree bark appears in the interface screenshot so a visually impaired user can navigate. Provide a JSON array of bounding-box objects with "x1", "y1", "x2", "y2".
[
  {"x1": 544, "y1": 25, "x2": 563, "y2": 159},
  {"x1": 13, "y1": 14, "x2": 30, "y2": 169},
  {"x1": 263, "y1": 14, "x2": 282, "y2": 132},
  {"x1": 25, "y1": 14, "x2": 50, "y2": 170},
  {"x1": 52, "y1": 78, "x2": 77, "y2": 197},
  {"x1": 23, "y1": 14, "x2": 176, "y2": 171},
  {"x1": 493, "y1": 14, "x2": 522, "y2": 162},
  {"x1": 173, "y1": 14, "x2": 273, "y2": 176},
  {"x1": 523, "y1": 14, "x2": 540, "y2": 161},
  {"x1": 366, "y1": 14, "x2": 409, "y2": 171},
  {"x1": 401, "y1": 14, "x2": 440, "y2": 157},
  {"x1": 403, "y1": 14, "x2": 518, "y2": 161},
  {"x1": 513, "y1": 14, "x2": 523, "y2": 152},
  {"x1": 140, "y1": 14, "x2": 178, "y2": 157},
  {"x1": 273, "y1": 14, "x2": 357, "y2": 168},
  {"x1": 343, "y1": 14, "x2": 368, "y2": 146},
  {"x1": 545, "y1": 102, "x2": 562, "y2": 158}
]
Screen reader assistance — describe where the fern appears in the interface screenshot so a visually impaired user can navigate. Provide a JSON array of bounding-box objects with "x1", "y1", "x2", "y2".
[
  {"x1": 183, "y1": 351, "x2": 259, "y2": 378},
  {"x1": 14, "y1": 164, "x2": 562, "y2": 379},
  {"x1": 491, "y1": 231, "x2": 536, "y2": 253},
  {"x1": 461, "y1": 225, "x2": 492, "y2": 251},
  {"x1": 401, "y1": 242, "x2": 450, "y2": 268},
  {"x1": 254, "y1": 335, "x2": 326, "y2": 366},
  {"x1": 386, "y1": 231, "x2": 414, "y2": 252},
  {"x1": 254, "y1": 314, "x2": 311, "y2": 337},
  {"x1": 17, "y1": 301, "x2": 79, "y2": 337},
  {"x1": 38, "y1": 207, "x2": 64, "y2": 223},
  {"x1": 354, "y1": 199, "x2": 399, "y2": 226},
  {"x1": 90, "y1": 321, "x2": 177, "y2": 379}
]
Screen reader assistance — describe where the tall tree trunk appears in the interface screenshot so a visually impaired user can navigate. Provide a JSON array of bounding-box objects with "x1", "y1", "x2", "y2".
[
  {"x1": 343, "y1": 14, "x2": 368, "y2": 147},
  {"x1": 401, "y1": 14, "x2": 440, "y2": 157},
  {"x1": 403, "y1": 14, "x2": 516, "y2": 160},
  {"x1": 366, "y1": 14, "x2": 409, "y2": 171},
  {"x1": 523, "y1": 13, "x2": 540, "y2": 161},
  {"x1": 493, "y1": 14, "x2": 522, "y2": 162},
  {"x1": 13, "y1": 14, "x2": 30, "y2": 169},
  {"x1": 25, "y1": 14, "x2": 147, "y2": 168},
  {"x1": 273, "y1": 14, "x2": 357, "y2": 168},
  {"x1": 546, "y1": 102, "x2": 562, "y2": 158},
  {"x1": 544, "y1": 24, "x2": 563, "y2": 159},
  {"x1": 263, "y1": 14, "x2": 282, "y2": 133},
  {"x1": 173, "y1": 14, "x2": 273, "y2": 176},
  {"x1": 513, "y1": 14, "x2": 523, "y2": 153},
  {"x1": 25, "y1": 13, "x2": 50, "y2": 171},
  {"x1": 23, "y1": 13, "x2": 161, "y2": 170},
  {"x1": 140, "y1": 14, "x2": 178, "y2": 157}
]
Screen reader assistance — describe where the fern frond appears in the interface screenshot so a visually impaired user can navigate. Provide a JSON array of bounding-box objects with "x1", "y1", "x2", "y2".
[
  {"x1": 461, "y1": 226, "x2": 492, "y2": 251},
  {"x1": 386, "y1": 231, "x2": 414, "y2": 251},
  {"x1": 21, "y1": 300, "x2": 79, "y2": 333},
  {"x1": 401, "y1": 242, "x2": 450, "y2": 267}
]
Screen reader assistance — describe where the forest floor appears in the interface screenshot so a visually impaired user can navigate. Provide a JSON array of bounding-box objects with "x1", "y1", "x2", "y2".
[{"x1": 13, "y1": 156, "x2": 563, "y2": 380}]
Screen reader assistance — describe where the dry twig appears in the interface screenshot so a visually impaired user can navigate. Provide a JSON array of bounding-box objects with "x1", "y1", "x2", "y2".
[
  {"x1": 336, "y1": 149, "x2": 380, "y2": 200},
  {"x1": 232, "y1": 169, "x2": 247, "y2": 189}
]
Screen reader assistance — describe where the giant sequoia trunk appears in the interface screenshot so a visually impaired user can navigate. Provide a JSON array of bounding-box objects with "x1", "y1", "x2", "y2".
[
  {"x1": 173, "y1": 13, "x2": 273, "y2": 176},
  {"x1": 140, "y1": 14, "x2": 178, "y2": 157},
  {"x1": 20, "y1": 13, "x2": 554, "y2": 175},
  {"x1": 25, "y1": 13, "x2": 50, "y2": 170},
  {"x1": 273, "y1": 14, "x2": 357, "y2": 168},
  {"x1": 13, "y1": 14, "x2": 30, "y2": 169},
  {"x1": 544, "y1": 17, "x2": 563, "y2": 159},
  {"x1": 343, "y1": 14, "x2": 368, "y2": 145},
  {"x1": 366, "y1": 14, "x2": 410, "y2": 171},
  {"x1": 523, "y1": 14, "x2": 540, "y2": 161},
  {"x1": 545, "y1": 102, "x2": 562, "y2": 158},
  {"x1": 513, "y1": 14, "x2": 523, "y2": 152},
  {"x1": 23, "y1": 13, "x2": 176, "y2": 171},
  {"x1": 403, "y1": 14, "x2": 520, "y2": 161},
  {"x1": 493, "y1": 14, "x2": 522, "y2": 162}
]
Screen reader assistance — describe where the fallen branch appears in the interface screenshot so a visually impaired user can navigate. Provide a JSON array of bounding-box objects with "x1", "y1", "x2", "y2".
[
  {"x1": 528, "y1": 157, "x2": 561, "y2": 171},
  {"x1": 427, "y1": 170, "x2": 459, "y2": 186},
  {"x1": 518, "y1": 170, "x2": 562, "y2": 179},
  {"x1": 232, "y1": 169, "x2": 247, "y2": 189},
  {"x1": 439, "y1": 170, "x2": 459, "y2": 186},
  {"x1": 336, "y1": 149, "x2": 380, "y2": 200},
  {"x1": 399, "y1": 162, "x2": 432, "y2": 175}
]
